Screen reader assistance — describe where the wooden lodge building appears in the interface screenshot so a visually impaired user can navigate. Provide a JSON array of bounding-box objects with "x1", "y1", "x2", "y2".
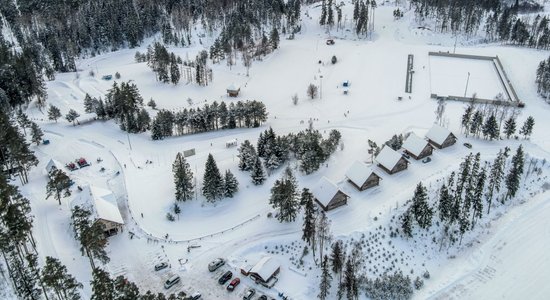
[
  {"x1": 72, "y1": 185, "x2": 124, "y2": 236},
  {"x1": 375, "y1": 147, "x2": 409, "y2": 175},
  {"x1": 345, "y1": 161, "x2": 382, "y2": 191},
  {"x1": 312, "y1": 177, "x2": 350, "y2": 211},
  {"x1": 425, "y1": 124, "x2": 457, "y2": 149},
  {"x1": 402, "y1": 133, "x2": 435, "y2": 160}
]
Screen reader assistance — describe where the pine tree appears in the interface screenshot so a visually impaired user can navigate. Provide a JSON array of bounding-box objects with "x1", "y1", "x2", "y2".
[
  {"x1": 147, "y1": 98, "x2": 157, "y2": 109},
  {"x1": 71, "y1": 206, "x2": 110, "y2": 270},
  {"x1": 202, "y1": 154, "x2": 224, "y2": 202},
  {"x1": 503, "y1": 116, "x2": 516, "y2": 139},
  {"x1": 327, "y1": 0, "x2": 334, "y2": 29},
  {"x1": 519, "y1": 116, "x2": 535, "y2": 139},
  {"x1": 172, "y1": 152, "x2": 194, "y2": 202},
  {"x1": 401, "y1": 208, "x2": 413, "y2": 237},
  {"x1": 320, "y1": 0, "x2": 327, "y2": 25},
  {"x1": 471, "y1": 164, "x2": 486, "y2": 228},
  {"x1": 461, "y1": 105, "x2": 474, "y2": 134},
  {"x1": 46, "y1": 169, "x2": 72, "y2": 205},
  {"x1": 84, "y1": 94, "x2": 95, "y2": 113},
  {"x1": 505, "y1": 145, "x2": 525, "y2": 200},
  {"x1": 48, "y1": 105, "x2": 62, "y2": 122},
  {"x1": 251, "y1": 156, "x2": 266, "y2": 185},
  {"x1": 223, "y1": 169, "x2": 239, "y2": 198},
  {"x1": 343, "y1": 257, "x2": 357, "y2": 300},
  {"x1": 169, "y1": 53, "x2": 180, "y2": 85},
  {"x1": 411, "y1": 182, "x2": 433, "y2": 229},
  {"x1": 65, "y1": 109, "x2": 80, "y2": 126},
  {"x1": 316, "y1": 211, "x2": 332, "y2": 262},
  {"x1": 469, "y1": 110, "x2": 483, "y2": 137},
  {"x1": 270, "y1": 27, "x2": 280, "y2": 50},
  {"x1": 30, "y1": 122, "x2": 43, "y2": 146},
  {"x1": 91, "y1": 268, "x2": 114, "y2": 300},
  {"x1": 482, "y1": 114, "x2": 500, "y2": 140},
  {"x1": 486, "y1": 148, "x2": 509, "y2": 213},
  {"x1": 318, "y1": 255, "x2": 332, "y2": 300},
  {"x1": 41, "y1": 256, "x2": 83, "y2": 300},
  {"x1": 330, "y1": 240, "x2": 344, "y2": 283},
  {"x1": 113, "y1": 275, "x2": 140, "y2": 299},
  {"x1": 301, "y1": 188, "x2": 316, "y2": 246},
  {"x1": 438, "y1": 183, "x2": 452, "y2": 222},
  {"x1": 269, "y1": 167, "x2": 299, "y2": 222},
  {"x1": 237, "y1": 140, "x2": 257, "y2": 171}
]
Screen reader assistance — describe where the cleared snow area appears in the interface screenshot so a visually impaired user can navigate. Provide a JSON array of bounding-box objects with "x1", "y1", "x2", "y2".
[
  {"x1": 12, "y1": 1, "x2": 550, "y2": 300},
  {"x1": 429, "y1": 55, "x2": 508, "y2": 100}
]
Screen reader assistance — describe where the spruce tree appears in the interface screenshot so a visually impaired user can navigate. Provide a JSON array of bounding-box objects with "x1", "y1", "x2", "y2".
[
  {"x1": 48, "y1": 105, "x2": 62, "y2": 122},
  {"x1": 471, "y1": 165, "x2": 486, "y2": 228},
  {"x1": 301, "y1": 188, "x2": 316, "y2": 246},
  {"x1": 169, "y1": 53, "x2": 180, "y2": 85},
  {"x1": 343, "y1": 257, "x2": 358, "y2": 300},
  {"x1": 237, "y1": 140, "x2": 257, "y2": 171},
  {"x1": 269, "y1": 167, "x2": 299, "y2": 222},
  {"x1": 401, "y1": 208, "x2": 413, "y2": 238},
  {"x1": 46, "y1": 169, "x2": 72, "y2": 205},
  {"x1": 30, "y1": 122, "x2": 43, "y2": 146},
  {"x1": 519, "y1": 116, "x2": 535, "y2": 139},
  {"x1": 223, "y1": 169, "x2": 239, "y2": 198},
  {"x1": 16, "y1": 110, "x2": 31, "y2": 135},
  {"x1": 172, "y1": 152, "x2": 194, "y2": 202},
  {"x1": 327, "y1": 0, "x2": 334, "y2": 29},
  {"x1": 469, "y1": 110, "x2": 483, "y2": 137},
  {"x1": 251, "y1": 156, "x2": 266, "y2": 185},
  {"x1": 438, "y1": 183, "x2": 452, "y2": 223},
  {"x1": 505, "y1": 145, "x2": 525, "y2": 200},
  {"x1": 202, "y1": 154, "x2": 224, "y2": 202},
  {"x1": 503, "y1": 116, "x2": 516, "y2": 139},
  {"x1": 318, "y1": 255, "x2": 332, "y2": 300},
  {"x1": 411, "y1": 182, "x2": 433, "y2": 229},
  {"x1": 461, "y1": 105, "x2": 474, "y2": 134},
  {"x1": 482, "y1": 114, "x2": 500, "y2": 140},
  {"x1": 330, "y1": 240, "x2": 344, "y2": 283},
  {"x1": 84, "y1": 94, "x2": 95, "y2": 113},
  {"x1": 320, "y1": 0, "x2": 327, "y2": 25},
  {"x1": 270, "y1": 27, "x2": 280, "y2": 50},
  {"x1": 486, "y1": 148, "x2": 509, "y2": 213}
]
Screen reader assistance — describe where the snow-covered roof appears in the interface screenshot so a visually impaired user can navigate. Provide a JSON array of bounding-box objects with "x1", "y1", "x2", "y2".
[
  {"x1": 311, "y1": 177, "x2": 341, "y2": 206},
  {"x1": 345, "y1": 161, "x2": 378, "y2": 186},
  {"x1": 227, "y1": 83, "x2": 240, "y2": 91},
  {"x1": 375, "y1": 147, "x2": 404, "y2": 170},
  {"x1": 402, "y1": 133, "x2": 430, "y2": 156},
  {"x1": 426, "y1": 124, "x2": 453, "y2": 145},
  {"x1": 45, "y1": 158, "x2": 63, "y2": 173},
  {"x1": 72, "y1": 185, "x2": 124, "y2": 225},
  {"x1": 249, "y1": 256, "x2": 280, "y2": 281}
]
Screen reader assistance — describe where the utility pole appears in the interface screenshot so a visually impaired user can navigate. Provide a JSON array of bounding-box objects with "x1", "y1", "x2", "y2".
[{"x1": 464, "y1": 72, "x2": 471, "y2": 97}]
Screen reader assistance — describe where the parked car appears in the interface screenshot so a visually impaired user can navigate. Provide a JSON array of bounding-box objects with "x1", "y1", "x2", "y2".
[
  {"x1": 243, "y1": 288, "x2": 255, "y2": 300},
  {"x1": 402, "y1": 153, "x2": 411, "y2": 159},
  {"x1": 190, "y1": 292, "x2": 201, "y2": 300},
  {"x1": 227, "y1": 278, "x2": 240, "y2": 291},
  {"x1": 218, "y1": 271, "x2": 233, "y2": 285},
  {"x1": 164, "y1": 275, "x2": 180, "y2": 289},
  {"x1": 154, "y1": 262, "x2": 168, "y2": 271},
  {"x1": 422, "y1": 157, "x2": 432, "y2": 163},
  {"x1": 463, "y1": 142, "x2": 473, "y2": 149},
  {"x1": 208, "y1": 258, "x2": 225, "y2": 272},
  {"x1": 258, "y1": 295, "x2": 268, "y2": 300},
  {"x1": 326, "y1": 39, "x2": 335, "y2": 45}
]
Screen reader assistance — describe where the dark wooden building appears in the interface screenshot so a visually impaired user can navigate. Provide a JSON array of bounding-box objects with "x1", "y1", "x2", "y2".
[
  {"x1": 345, "y1": 161, "x2": 382, "y2": 191},
  {"x1": 425, "y1": 124, "x2": 457, "y2": 149},
  {"x1": 312, "y1": 177, "x2": 350, "y2": 211},
  {"x1": 402, "y1": 133, "x2": 435, "y2": 160},
  {"x1": 375, "y1": 147, "x2": 409, "y2": 175}
]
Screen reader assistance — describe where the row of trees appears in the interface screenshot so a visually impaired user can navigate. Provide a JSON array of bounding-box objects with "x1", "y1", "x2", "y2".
[
  {"x1": 143, "y1": 43, "x2": 182, "y2": 85},
  {"x1": 151, "y1": 100, "x2": 268, "y2": 140},
  {"x1": 536, "y1": 55, "x2": 550, "y2": 101},
  {"x1": 460, "y1": 104, "x2": 534, "y2": 140},
  {"x1": 401, "y1": 145, "x2": 526, "y2": 248}
]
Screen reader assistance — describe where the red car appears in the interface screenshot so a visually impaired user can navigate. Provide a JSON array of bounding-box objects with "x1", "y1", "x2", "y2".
[{"x1": 226, "y1": 277, "x2": 240, "y2": 291}]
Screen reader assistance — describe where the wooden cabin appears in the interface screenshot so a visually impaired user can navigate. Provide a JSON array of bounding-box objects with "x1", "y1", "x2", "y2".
[
  {"x1": 375, "y1": 147, "x2": 409, "y2": 175},
  {"x1": 312, "y1": 177, "x2": 350, "y2": 211},
  {"x1": 226, "y1": 83, "x2": 241, "y2": 97},
  {"x1": 425, "y1": 124, "x2": 457, "y2": 149},
  {"x1": 402, "y1": 133, "x2": 435, "y2": 160},
  {"x1": 345, "y1": 161, "x2": 382, "y2": 191}
]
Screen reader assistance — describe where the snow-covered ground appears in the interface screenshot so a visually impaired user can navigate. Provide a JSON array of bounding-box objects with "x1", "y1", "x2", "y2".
[{"x1": 15, "y1": 1, "x2": 550, "y2": 299}]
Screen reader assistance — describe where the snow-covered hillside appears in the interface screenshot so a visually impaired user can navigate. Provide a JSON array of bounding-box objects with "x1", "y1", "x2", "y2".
[{"x1": 11, "y1": 1, "x2": 550, "y2": 300}]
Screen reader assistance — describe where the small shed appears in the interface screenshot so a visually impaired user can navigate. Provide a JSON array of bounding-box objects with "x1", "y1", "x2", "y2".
[
  {"x1": 72, "y1": 185, "x2": 124, "y2": 236},
  {"x1": 345, "y1": 161, "x2": 382, "y2": 191},
  {"x1": 249, "y1": 257, "x2": 280, "y2": 285},
  {"x1": 312, "y1": 177, "x2": 350, "y2": 211},
  {"x1": 375, "y1": 147, "x2": 409, "y2": 175},
  {"x1": 227, "y1": 83, "x2": 241, "y2": 97},
  {"x1": 45, "y1": 158, "x2": 63, "y2": 175},
  {"x1": 402, "y1": 133, "x2": 434, "y2": 160},
  {"x1": 425, "y1": 124, "x2": 457, "y2": 149}
]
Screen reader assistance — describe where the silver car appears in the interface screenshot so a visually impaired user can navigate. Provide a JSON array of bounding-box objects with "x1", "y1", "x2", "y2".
[{"x1": 208, "y1": 258, "x2": 225, "y2": 272}]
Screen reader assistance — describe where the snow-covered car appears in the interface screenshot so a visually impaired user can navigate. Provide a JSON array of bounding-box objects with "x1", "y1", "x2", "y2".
[
  {"x1": 190, "y1": 292, "x2": 201, "y2": 300},
  {"x1": 218, "y1": 270, "x2": 232, "y2": 285},
  {"x1": 422, "y1": 157, "x2": 432, "y2": 163},
  {"x1": 164, "y1": 275, "x2": 180, "y2": 289},
  {"x1": 463, "y1": 142, "x2": 473, "y2": 149},
  {"x1": 227, "y1": 277, "x2": 240, "y2": 291},
  {"x1": 208, "y1": 258, "x2": 225, "y2": 272},
  {"x1": 242, "y1": 288, "x2": 255, "y2": 300},
  {"x1": 154, "y1": 262, "x2": 168, "y2": 271}
]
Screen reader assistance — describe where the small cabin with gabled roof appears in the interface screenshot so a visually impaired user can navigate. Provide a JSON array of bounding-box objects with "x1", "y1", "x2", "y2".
[
  {"x1": 345, "y1": 161, "x2": 382, "y2": 191},
  {"x1": 312, "y1": 177, "x2": 349, "y2": 211},
  {"x1": 402, "y1": 133, "x2": 434, "y2": 160},
  {"x1": 425, "y1": 124, "x2": 457, "y2": 149},
  {"x1": 375, "y1": 147, "x2": 409, "y2": 175},
  {"x1": 226, "y1": 83, "x2": 241, "y2": 97}
]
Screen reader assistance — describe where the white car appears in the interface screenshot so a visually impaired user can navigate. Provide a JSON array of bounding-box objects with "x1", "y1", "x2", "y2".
[{"x1": 208, "y1": 258, "x2": 225, "y2": 272}]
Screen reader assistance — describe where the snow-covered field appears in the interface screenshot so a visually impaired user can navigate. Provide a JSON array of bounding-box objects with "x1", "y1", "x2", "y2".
[
  {"x1": 14, "y1": 1, "x2": 550, "y2": 300},
  {"x1": 429, "y1": 55, "x2": 507, "y2": 100}
]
